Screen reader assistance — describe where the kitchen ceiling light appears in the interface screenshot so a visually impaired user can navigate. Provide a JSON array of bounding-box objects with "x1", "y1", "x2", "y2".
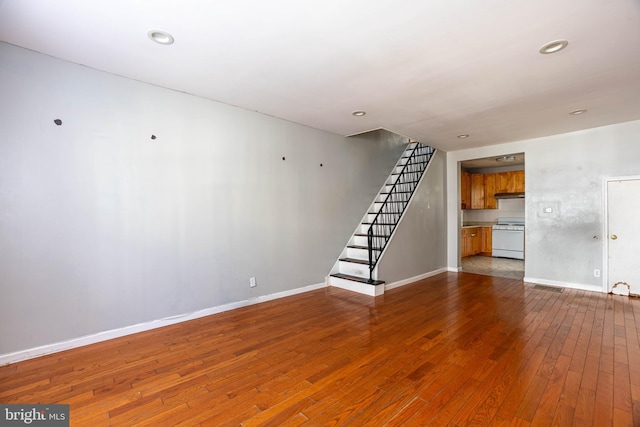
[
  {"x1": 539, "y1": 40, "x2": 568, "y2": 54},
  {"x1": 457, "y1": 134, "x2": 469, "y2": 139},
  {"x1": 352, "y1": 111, "x2": 366, "y2": 117},
  {"x1": 147, "y1": 29, "x2": 174, "y2": 45},
  {"x1": 570, "y1": 109, "x2": 588, "y2": 115},
  {"x1": 496, "y1": 156, "x2": 516, "y2": 162}
]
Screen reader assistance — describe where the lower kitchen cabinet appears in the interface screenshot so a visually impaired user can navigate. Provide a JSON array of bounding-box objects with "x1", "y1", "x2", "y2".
[
  {"x1": 462, "y1": 226, "x2": 492, "y2": 257},
  {"x1": 480, "y1": 226, "x2": 492, "y2": 256},
  {"x1": 461, "y1": 227, "x2": 480, "y2": 257}
]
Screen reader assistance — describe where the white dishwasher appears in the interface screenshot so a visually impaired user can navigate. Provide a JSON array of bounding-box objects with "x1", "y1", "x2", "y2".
[{"x1": 492, "y1": 217, "x2": 525, "y2": 259}]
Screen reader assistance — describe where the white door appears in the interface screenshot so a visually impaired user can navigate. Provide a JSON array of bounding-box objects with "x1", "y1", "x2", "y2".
[{"x1": 607, "y1": 179, "x2": 640, "y2": 295}]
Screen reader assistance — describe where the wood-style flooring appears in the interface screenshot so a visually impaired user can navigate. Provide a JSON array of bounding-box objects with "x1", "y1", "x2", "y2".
[{"x1": 1, "y1": 272, "x2": 638, "y2": 426}]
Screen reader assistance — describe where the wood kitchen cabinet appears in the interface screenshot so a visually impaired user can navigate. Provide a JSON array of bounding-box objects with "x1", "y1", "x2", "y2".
[
  {"x1": 462, "y1": 226, "x2": 492, "y2": 257},
  {"x1": 484, "y1": 174, "x2": 497, "y2": 209},
  {"x1": 461, "y1": 171, "x2": 471, "y2": 209},
  {"x1": 513, "y1": 170, "x2": 525, "y2": 192},
  {"x1": 470, "y1": 174, "x2": 485, "y2": 209},
  {"x1": 496, "y1": 170, "x2": 525, "y2": 193},
  {"x1": 461, "y1": 227, "x2": 481, "y2": 257},
  {"x1": 463, "y1": 170, "x2": 524, "y2": 210},
  {"x1": 470, "y1": 173, "x2": 497, "y2": 210},
  {"x1": 496, "y1": 172, "x2": 513, "y2": 193},
  {"x1": 480, "y1": 226, "x2": 492, "y2": 256}
]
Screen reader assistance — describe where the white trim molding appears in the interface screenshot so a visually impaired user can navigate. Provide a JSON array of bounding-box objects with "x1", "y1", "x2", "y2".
[
  {"x1": 0, "y1": 282, "x2": 326, "y2": 366},
  {"x1": 523, "y1": 277, "x2": 603, "y2": 293},
  {"x1": 385, "y1": 268, "x2": 449, "y2": 291}
]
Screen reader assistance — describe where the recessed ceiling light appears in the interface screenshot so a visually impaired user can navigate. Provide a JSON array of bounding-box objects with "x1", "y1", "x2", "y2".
[
  {"x1": 496, "y1": 156, "x2": 516, "y2": 162},
  {"x1": 457, "y1": 134, "x2": 469, "y2": 139},
  {"x1": 147, "y1": 29, "x2": 174, "y2": 45},
  {"x1": 539, "y1": 39, "x2": 568, "y2": 54},
  {"x1": 352, "y1": 111, "x2": 366, "y2": 117},
  {"x1": 569, "y1": 109, "x2": 588, "y2": 115}
]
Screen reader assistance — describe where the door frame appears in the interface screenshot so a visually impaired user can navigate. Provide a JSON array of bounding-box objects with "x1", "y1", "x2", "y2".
[{"x1": 603, "y1": 175, "x2": 640, "y2": 293}]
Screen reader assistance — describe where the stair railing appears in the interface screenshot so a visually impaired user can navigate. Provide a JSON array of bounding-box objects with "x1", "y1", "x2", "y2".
[{"x1": 367, "y1": 143, "x2": 435, "y2": 282}]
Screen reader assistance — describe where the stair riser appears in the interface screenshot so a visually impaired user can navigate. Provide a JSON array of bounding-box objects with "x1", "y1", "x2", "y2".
[
  {"x1": 372, "y1": 201, "x2": 409, "y2": 212},
  {"x1": 368, "y1": 205, "x2": 408, "y2": 221},
  {"x1": 360, "y1": 224, "x2": 394, "y2": 234},
  {"x1": 353, "y1": 235, "x2": 369, "y2": 246},
  {"x1": 346, "y1": 247, "x2": 369, "y2": 259},
  {"x1": 381, "y1": 184, "x2": 395, "y2": 194},
  {"x1": 360, "y1": 224, "x2": 378, "y2": 234},
  {"x1": 366, "y1": 213, "x2": 379, "y2": 222},
  {"x1": 329, "y1": 276, "x2": 384, "y2": 297},
  {"x1": 375, "y1": 195, "x2": 389, "y2": 203},
  {"x1": 338, "y1": 261, "x2": 370, "y2": 278}
]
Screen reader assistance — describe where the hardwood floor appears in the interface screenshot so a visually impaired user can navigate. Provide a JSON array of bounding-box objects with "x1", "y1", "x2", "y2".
[{"x1": 1, "y1": 272, "x2": 638, "y2": 426}]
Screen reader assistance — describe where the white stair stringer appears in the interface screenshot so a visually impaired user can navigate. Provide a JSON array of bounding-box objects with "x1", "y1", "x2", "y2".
[{"x1": 327, "y1": 142, "x2": 435, "y2": 296}]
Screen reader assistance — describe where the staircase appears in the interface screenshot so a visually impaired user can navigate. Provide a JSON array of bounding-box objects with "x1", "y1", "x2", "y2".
[{"x1": 328, "y1": 142, "x2": 436, "y2": 296}]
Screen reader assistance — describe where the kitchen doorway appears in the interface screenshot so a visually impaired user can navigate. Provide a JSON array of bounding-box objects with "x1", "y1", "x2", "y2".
[{"x1": 459, "y1": 153, "x2": 525, "y2": 280}]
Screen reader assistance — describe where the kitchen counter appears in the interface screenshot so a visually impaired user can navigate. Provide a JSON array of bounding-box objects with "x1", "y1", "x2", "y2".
[{"x1": 462, "y1": 222, "x2": 496, "y2": 228}]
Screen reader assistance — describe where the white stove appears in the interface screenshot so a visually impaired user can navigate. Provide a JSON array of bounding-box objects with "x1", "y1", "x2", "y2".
[{"x1": 492, "y1": 217, "x2": 525, "y2": 259}]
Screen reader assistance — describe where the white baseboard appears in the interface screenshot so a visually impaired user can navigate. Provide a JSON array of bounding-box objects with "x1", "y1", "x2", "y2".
[
  {"x1": 447, "y1": 266, "x2": 461, "y2": 272},
  {"x1": 0, "y1": 282, "x2": 326, "y2": 366},
  {"x1": 523, "y1": 277, "x2": 605, "y2": 293},
  {"x1": 385, "y1": 267, "x2": 449, "y2": 291}
]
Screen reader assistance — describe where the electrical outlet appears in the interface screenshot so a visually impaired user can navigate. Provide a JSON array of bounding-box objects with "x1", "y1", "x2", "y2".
[
  {"x1": 594, "y1": 269, "x2": 601, "y2": 278},
  {"x1": 249, "y1": 277, "x2": 257, "y2": 288}
]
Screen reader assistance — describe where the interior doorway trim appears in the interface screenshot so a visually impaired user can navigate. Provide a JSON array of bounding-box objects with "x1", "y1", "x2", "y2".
[{"x1": 603, "y1": 175, "x2": 640, "y2": 293}]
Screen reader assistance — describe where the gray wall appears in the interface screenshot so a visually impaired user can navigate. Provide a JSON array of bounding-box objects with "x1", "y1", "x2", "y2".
[
  {"x1": 377, "y1": 150, "x2": 447, "y2": 283},
  {"x1": 447, "y1": 119, "x2": 640, "y2": 291},
  {"x1": 0, "y1": 42, "x2": 406, "y2": 355}
]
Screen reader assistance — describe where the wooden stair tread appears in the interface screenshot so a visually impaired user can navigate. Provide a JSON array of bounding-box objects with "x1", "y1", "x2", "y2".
[
  {"x1": 355, "y1": 233, "x2": 388, "y2": 238},
  {"x1": 339, "y1": 257, "x2": 369, "y2": 265},
  {"x1": 367, "y1": 210, "x2": 404, "y2": 215},
  {"x1": 380, "y1": 191, "x2": 412, "y2": 195},
  {"x1": 385, "y1": 181, "x2": 419, "y2": 184},
  {"x1": 330, "y1": 273, "x2": 385, "y2": 286},
  {"x1": 347, "y1": 244, "x2": 383, "y2": 251}
]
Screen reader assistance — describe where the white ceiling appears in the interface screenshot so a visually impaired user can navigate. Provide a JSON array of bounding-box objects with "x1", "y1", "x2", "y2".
[{"x1": 1, "y1": 0, "x2": 639, "y2": 151}]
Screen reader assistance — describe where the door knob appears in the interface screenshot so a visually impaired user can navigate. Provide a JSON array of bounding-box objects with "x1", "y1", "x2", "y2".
[{"x1": 611, "y1": 234, "x2": 618, "y2": 240}]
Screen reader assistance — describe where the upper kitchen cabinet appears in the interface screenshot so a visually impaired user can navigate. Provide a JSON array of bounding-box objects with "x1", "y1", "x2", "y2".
[
  {"x1": 461, "y1": 171, "x2": 471, "y2": 210},
  {"x1": 471, "y1": 173, "x2": 498, "y2": 210},
  {"x1": 496, "y1": 171, "x2": 525, "y2": 193},
  {"x1": 513, "y1": 170, "x2": 525, "y2": 192},
  {"x1": 461, "y1": 169, "x2": 524, "y2": 210},
  {"x1": 484, "y1": 173, "x2": 497, "y2": 209},
  {"x1": 471, "y1": 174, "x2": 485, "y2": 209}
]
